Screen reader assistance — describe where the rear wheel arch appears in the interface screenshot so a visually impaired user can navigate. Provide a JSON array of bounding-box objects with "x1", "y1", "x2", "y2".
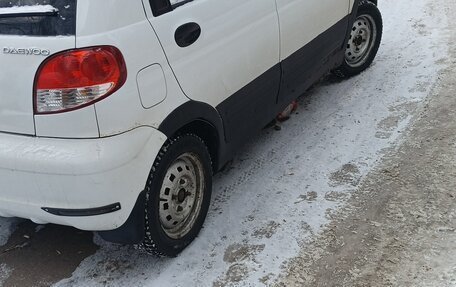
[
  {"x1": 357, "y1": 0, "x2": 378, "y2": 6},
  {"x1": 368, "y1": 0, "x2": 378, "y2": 6},
  {"x1": 175, "y1": 120, "x2": 220, "y2": 172},
  {"x1": 158, "y1": 101, "x2": 225, "y2": 172}
]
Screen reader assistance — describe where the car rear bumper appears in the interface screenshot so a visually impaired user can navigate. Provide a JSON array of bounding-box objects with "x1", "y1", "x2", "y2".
[{"x1": 0, "y1": 127, "x2": 166, "y2": 231}]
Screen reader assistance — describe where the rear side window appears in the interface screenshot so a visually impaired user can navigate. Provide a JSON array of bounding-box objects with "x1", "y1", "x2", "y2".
[
  {"x1": 150, "y1": 0, "x2": 192, "y2": 16},
  {"x1": 0, "y1": 0, "x2": 76, "y2": 36}
]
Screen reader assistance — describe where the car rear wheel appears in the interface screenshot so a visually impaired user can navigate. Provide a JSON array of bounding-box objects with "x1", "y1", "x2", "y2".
[
  {"x1": 141, "y1": 134, "x2": 212, "y2": 257},
  {"x1": 334, "y1": 1, "x2": 383, "y2": 77}
]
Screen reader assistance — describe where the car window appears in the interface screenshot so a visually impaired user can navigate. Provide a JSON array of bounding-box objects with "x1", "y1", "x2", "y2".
[
  {"x1": 170, "y1": 0, "x2": 193, "y2": 7},
  {"x1": 150, "y1": 0, "x2": 192, "y2": 16},
  {"x1": 0, "y1": 0, "x2": 76, "y2": 36}
]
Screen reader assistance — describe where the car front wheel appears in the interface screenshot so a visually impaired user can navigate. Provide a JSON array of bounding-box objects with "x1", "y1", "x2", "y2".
[{"x1": 334, "y1": 1, "x2": 383, "y2": 77}]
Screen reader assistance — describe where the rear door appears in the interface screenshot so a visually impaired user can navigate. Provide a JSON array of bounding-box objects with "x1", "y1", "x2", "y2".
[
  {"x1": 275, "y1": 0, "x2": 350, "y2": 104},
  {"x1": 143, "y1": 0, "x2": 281, "y2": 144},
  {"x1": 0, "y1": 0, "x2": 76, "y2": 135}
]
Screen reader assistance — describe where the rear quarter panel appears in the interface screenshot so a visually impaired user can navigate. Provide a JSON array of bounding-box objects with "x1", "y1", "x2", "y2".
[{"x1": 75, "y1": 0, "x2": 188, "y2": 137}]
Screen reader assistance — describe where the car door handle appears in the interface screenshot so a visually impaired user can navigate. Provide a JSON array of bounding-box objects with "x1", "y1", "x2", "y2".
[{"x1": 175, "y1": 22, "x2": 201, "y2": 48}]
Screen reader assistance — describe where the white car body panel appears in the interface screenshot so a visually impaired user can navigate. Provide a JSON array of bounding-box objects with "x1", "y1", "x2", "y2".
[
  {"x1": 275, "y1": 0, "x2": 350, "y2": 61},
  {"x1": 144, "y1": 0, "x2": 281, "y2": 107},
  {"x1": 75, "y1": 0, "x2": 189, "y2": 137},
  {"x1": 35, "y1": 106, "x2": 99, "y2": 138},
  {"x1": 0, "y1": 127, "x2": 166, "y2": 230}
]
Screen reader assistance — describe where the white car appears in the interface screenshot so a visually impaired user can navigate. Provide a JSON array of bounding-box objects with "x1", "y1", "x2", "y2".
[{"x1": 0, "y1": 0, "x2": 382, "y2": 256}]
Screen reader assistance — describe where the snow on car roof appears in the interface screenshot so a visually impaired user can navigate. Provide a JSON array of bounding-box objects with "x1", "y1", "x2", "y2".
[{"x1": 0, "y1": 4, "x2": 58, "y2": 15}]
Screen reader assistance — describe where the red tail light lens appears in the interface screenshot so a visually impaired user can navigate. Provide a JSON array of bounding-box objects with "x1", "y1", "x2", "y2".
[{"x1": 34, "y1": 46, "x2": 127, "y2": 114}]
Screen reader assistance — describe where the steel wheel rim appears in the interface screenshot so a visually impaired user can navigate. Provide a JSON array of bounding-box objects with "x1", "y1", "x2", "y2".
[
  {"x1": 159, "y1": 152, "x2": 205, "y2": 239},
  {"x1": 345, "y1": 14, "x2": 377, "y2": 68}
]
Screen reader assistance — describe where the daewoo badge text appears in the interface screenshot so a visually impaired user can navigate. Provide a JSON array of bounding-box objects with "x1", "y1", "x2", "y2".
[{"x1": 3, "y1": 47, "x2": 51, "y2": 56}]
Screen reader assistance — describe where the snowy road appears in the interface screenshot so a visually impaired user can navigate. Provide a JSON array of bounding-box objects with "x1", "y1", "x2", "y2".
[{"x1": 0, "y1": 0, "x2": 452, "y2": 286}]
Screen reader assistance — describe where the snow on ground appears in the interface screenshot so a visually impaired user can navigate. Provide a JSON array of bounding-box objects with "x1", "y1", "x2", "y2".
[
  {"x1": 0, "y1": 0, "x2": 449, "y2": 286},
  {"x1": 0, "y1": 264, "x2": 11, "y2": 287},
  {"x1": 0, "y1": 218, "x2": 20, "y2": 246}
]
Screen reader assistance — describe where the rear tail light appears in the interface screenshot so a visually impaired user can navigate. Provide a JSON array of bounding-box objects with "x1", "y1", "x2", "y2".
[{"x1": 34, "y1": 46, "x2": 127, "y2": 114}]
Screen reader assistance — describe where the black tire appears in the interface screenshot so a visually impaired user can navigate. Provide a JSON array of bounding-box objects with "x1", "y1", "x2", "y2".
[
  {"x1": 141, "y1": 134, "x2": 212, "y2": 257},
  {"x1": 333, "y1": 1, "x2": 383, "y2": 78}
]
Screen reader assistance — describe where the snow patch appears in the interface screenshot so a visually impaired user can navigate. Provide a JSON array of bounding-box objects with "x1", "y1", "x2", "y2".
[
  {"x1": 0, "y1": 218, "x2": 20, "y2": 246},
  {"x1": 0, "y1": 264, "x2": 12, "y2": 286}
]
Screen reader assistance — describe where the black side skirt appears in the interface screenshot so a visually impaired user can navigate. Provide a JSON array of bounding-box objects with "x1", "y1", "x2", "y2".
[
  {"x1": 216, "y1": 15, "x2": 351, "y2": 165},
  {"x1": 42, "y1": 203, "x2": 121, "y2": 217}
]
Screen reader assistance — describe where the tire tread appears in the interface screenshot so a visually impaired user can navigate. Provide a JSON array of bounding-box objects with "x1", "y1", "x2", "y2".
[{"x1": 138, "y1": 134, "x2": 211, "y2": 257}]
